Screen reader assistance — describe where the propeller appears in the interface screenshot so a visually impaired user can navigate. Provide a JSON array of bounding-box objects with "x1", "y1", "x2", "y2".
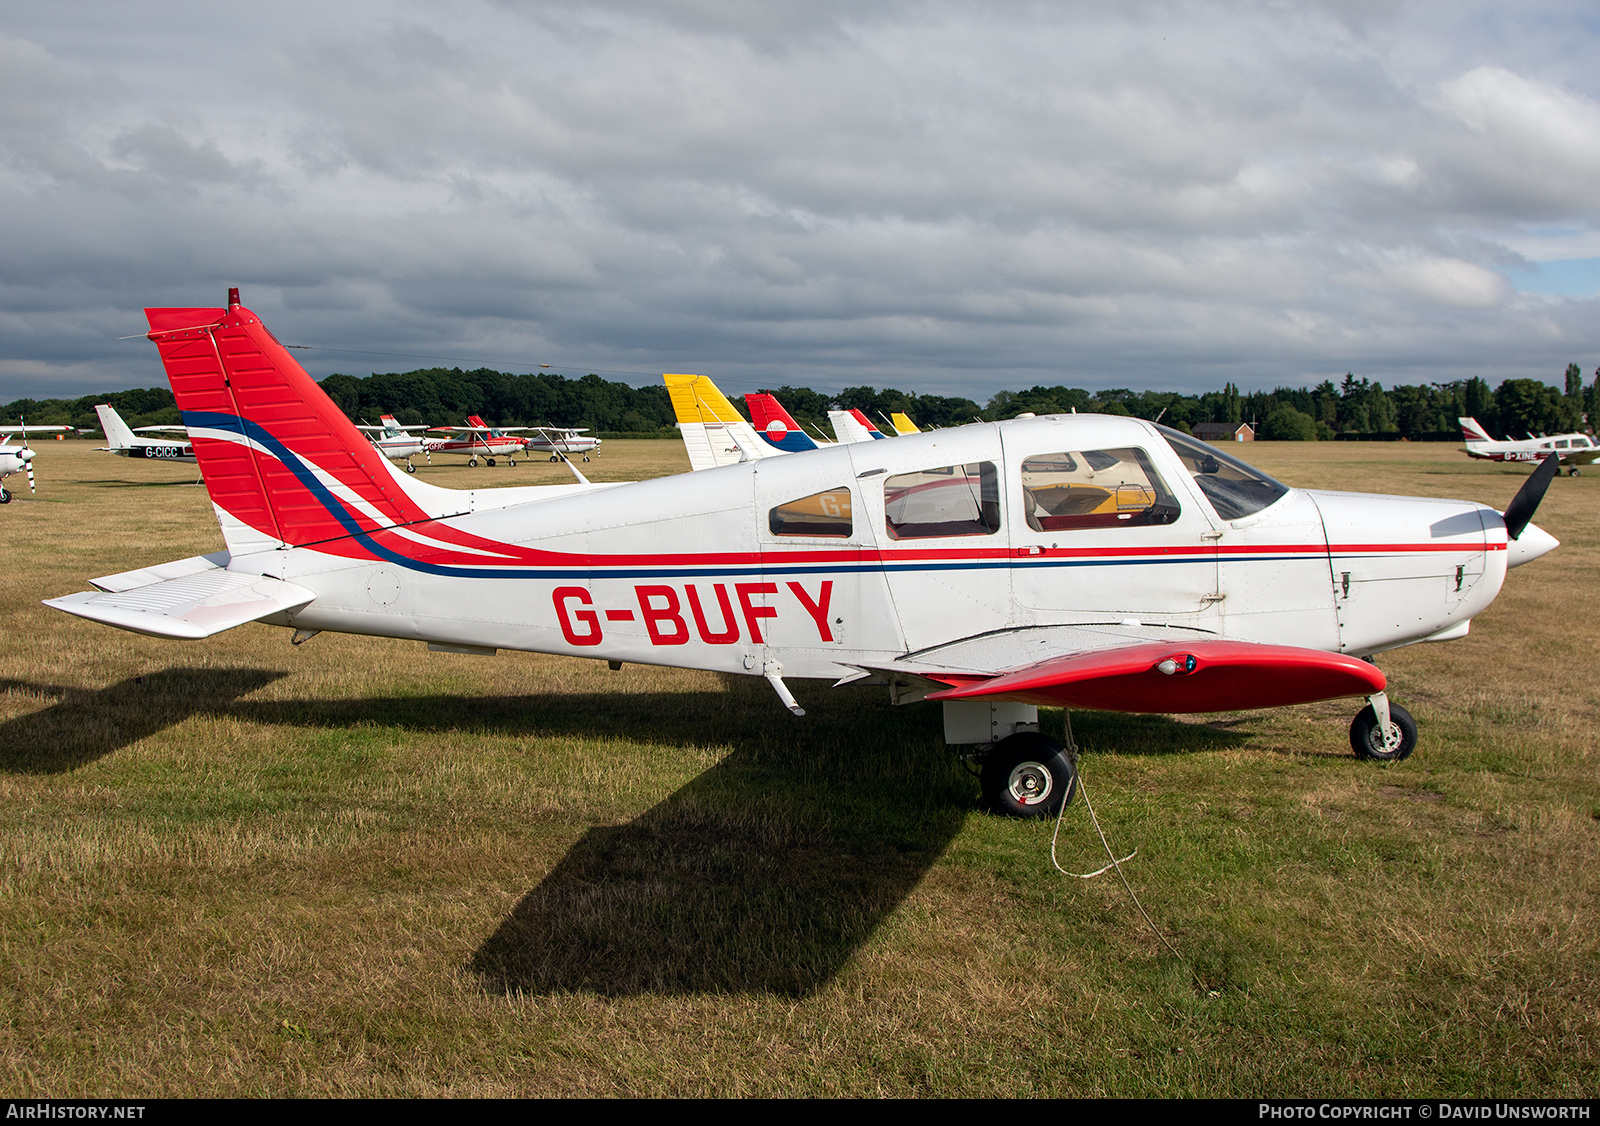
[
  {"x1": 1502, "y1": 452, "x2": 1560, "y2": 540},
  {"x1": 19, "y1": 416, "x2": 35, "y2": 494}
]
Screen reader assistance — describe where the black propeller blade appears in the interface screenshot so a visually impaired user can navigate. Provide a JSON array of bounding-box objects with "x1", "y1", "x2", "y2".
[{"x1": 1502, "y1": 452, "x2": 1560, "y2": 541}]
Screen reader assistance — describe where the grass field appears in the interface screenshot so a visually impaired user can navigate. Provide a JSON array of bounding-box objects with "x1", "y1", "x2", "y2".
[{"x1": 1, "y1": 437, "x2": 1596, "y2": 1097}]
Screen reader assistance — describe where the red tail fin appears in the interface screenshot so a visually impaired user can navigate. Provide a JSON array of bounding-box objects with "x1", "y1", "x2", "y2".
[{"x1": 146, "y1": 294, "x2": 430, "y2": 552}]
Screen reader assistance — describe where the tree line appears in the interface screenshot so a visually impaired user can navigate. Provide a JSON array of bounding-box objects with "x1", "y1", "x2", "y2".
[{"x1": 5, "y1": 363, "x2": 1596, "y2": 442}]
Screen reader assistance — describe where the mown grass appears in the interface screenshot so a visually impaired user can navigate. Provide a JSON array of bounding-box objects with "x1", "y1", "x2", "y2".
[{"x1": 0, "y1": 438, "x2": 1595, "y2": 1096}]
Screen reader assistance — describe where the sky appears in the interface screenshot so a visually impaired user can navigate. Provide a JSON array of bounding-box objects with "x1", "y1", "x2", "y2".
[{"x1": 3, "y1": 0, "x2": 1600, "y2": 404}]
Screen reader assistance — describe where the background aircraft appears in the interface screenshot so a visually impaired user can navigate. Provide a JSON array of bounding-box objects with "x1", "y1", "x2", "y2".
[
  {"x1": 521, "y1": 426, "x2": 601, "y2": 463},
  {"x1": 426, "y1": 414, "x2": 530, "y2": 466},
  {"x1": 95, "y1": 404, "x2": 195, "y2": 464},
  {"x1": 357, "y1": 414, "x2": 431, "y2": 472},
  {"x1": 48, "y1": 292, "x2": 1562, "y2": 820},
  {"x1": 1459, "y1": 417, "x2": 1599, "y2": 476},
  {"x1": 0, "y1": 423, "x2": 70, "y2": 501}
]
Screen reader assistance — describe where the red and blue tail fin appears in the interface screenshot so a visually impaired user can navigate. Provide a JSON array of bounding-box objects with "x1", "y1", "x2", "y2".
[
  {"x1": 744, "y1": 392, "x2": 820, "y2": 452},
  {"x1": 146, "y1": 290, "x2": 432, "y2": 555}
]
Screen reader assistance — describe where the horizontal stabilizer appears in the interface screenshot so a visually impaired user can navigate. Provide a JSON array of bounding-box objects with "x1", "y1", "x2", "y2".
[
  {"x1": 46, "y1": 569, "x2": 314, "y2": 640},
  {"x1": 89, "y1": 551, "x2": 231, "y2": 593},
  {"x1": 924, "y1": 640, "x2": 1386, "y2": 714}
]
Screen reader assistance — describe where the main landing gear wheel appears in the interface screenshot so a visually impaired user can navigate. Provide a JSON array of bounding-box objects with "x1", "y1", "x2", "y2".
[
  {"x1": 582, "y1": 455, "x2": 591, "y2": 462},
  {"x1": 486, "y1": 457, "x2": 496, "y2": 467},
  {"x1": 980, "y1": 732, "x2": 1077, "y2": 819},
  {"x1": 405, "y1": 462, "x2": 416, "y2": 473},
  {"x1": 0, "y1": 487, "x2": 9, "y2": 504},
  {"x1": 549, "y1": 454, "x2": 559, "y2": 463},
  {"x1": 1350, "y1": 702, "x2": 1418, "y2": 763},
  {"x1": 1568, "y1": 467, "x2": 1580, "y2": 477}
]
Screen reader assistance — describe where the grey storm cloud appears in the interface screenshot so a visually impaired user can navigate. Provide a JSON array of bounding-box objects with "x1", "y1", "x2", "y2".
[{"x1": 1, "y1": 0, "x2": 1598, "y2": 400}]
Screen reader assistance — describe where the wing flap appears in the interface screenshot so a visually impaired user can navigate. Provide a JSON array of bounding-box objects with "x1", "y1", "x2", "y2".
[
  {"x1": 45, "y1": 569, "x2": 314, "y2": 640},
  {"x1": 924, "y1": 640, "x2": 1385, "y2": 713}
]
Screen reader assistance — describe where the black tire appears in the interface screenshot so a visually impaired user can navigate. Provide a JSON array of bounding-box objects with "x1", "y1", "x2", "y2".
[
  {"x1": 0, "y1": 487, "x2": 9, "y2": 504},
  {"x1": 487, "y1": 457, "x2": 497, "y2": 467},
  {"x1": 405, "y1": 463, "x2": 415, "y2": 473},
  {"x1": 980, "y1": 732, "x2": 1077, "y2": 819},
  {"x1": 582, "y1": 455, "x2": 590, "y2": 462},
  {"x1": 508, "y1": 458, "x2": 516, "y2": 467},
  {"x1": 1350, "y1": 702, "x2": 1418, "y2": 762},
  {"x1": 549, "y1": 455, "x2": 559, "y2": 463},
  {"x1": 468, "y1": 457, "x2": 478, "y2": 467}
]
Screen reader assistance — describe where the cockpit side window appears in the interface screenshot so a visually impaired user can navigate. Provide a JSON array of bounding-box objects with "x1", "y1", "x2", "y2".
[
  {"x1": 769, "y1": 487, "x2": 853, "y2": 538},
  {"x1": 1020, "y1": 448, "x2": 1179, "y2": 531},
  {"x1": 1158, "y1": 424, "x2": 1289, "y2": 520},
  {"x1": 884, "y1": 462, "x2": 1000, "y2": 539}
]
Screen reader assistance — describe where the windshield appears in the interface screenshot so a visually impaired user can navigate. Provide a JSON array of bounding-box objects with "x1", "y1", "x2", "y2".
[{"x1": 1157, "y1": 425, "x2": 1290, "y2": 520}]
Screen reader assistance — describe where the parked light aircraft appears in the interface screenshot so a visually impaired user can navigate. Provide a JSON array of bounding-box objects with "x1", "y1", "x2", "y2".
[
  {"x1": 426, "y1": 414, "x2": 531, "y2": 467},
  {"x1": 95, "y1": 404, "x2": 196, "y2": 464},
  {"x1": 1459, "y1": 417, "x2": 1599, "y2": 476},
  {"x1": 47, "y1": 291, "x2": 1563, "y2": 818},
  {"x1": 0, "y1": 424, "x2": 70, "y2": 501},
  {"x1": 521, "y1": 426, "x2": 601, "y2": 463},
  {"x1": 357, "y1": 414, "x2": 431, "y2": 472}
]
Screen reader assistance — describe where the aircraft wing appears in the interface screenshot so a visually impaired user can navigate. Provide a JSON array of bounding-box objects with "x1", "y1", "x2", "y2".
[
  {"x1": 0, "y1": 425, "x2": 70, "y2": 434},
  {"x1": 45, "y1": 565, "x2": 315, "y2": 640},
  {"x1": 858, "y1": 624, "x2": 1384, "y2": 713},
  {"x1": 133, "y1": 425, "x2": 190, "y2": 434}
]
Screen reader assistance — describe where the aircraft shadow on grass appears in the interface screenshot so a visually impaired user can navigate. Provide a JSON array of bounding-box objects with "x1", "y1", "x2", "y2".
[
  {"x1": 0, "y1": 667, "x2": 287, "y2": 773},
  {"x1": 0, "y1": 666, "x2": 1250, "y2": 997}
]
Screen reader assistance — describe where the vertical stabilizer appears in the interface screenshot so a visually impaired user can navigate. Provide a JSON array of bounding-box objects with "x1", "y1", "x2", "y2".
[
  {"x1": 144, "y1": 292, "x2": 434, "y2": 556},
  {"x1": 1459, "y1": 417, "x2": 1493, "y2": 445},
  {"x1": 94, "y1": 404, "x2": 139, "y2": 450},
  {"x1": 745, "y1": 392, "x2": 821, "y2": 452},
  {"x1": 664, "y1": 373, "x2": 777, "y2": 471},
  {"x1": 828, "y1": 408, "x2": 887, "y2": 443},
  {"x1": 889, "y1": 412, "x2": 919, "y2": 435}
]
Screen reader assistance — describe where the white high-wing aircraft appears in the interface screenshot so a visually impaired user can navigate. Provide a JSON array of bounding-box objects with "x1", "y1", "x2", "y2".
[
  {"x1": 357, "y1": 414, "x2": 431, "y2": 472},
  {"x1": 47, "y1": 292, "x2": 1563, "y2": 818},
  {"x1": 1459, "y1": 417, "x2": 1600, "y2": 476},
  {"x1": 95, "y1": 404, "x2": 196, "y2": 464},
  {"x1": 0, "y1": 424, "x2": 70, "y2": 501},
  {"x1": 521, "y1": 426, "x2": 601, "y2": 463}
]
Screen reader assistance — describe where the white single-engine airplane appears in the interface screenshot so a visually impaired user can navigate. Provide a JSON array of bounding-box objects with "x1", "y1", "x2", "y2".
[
  {"x1": 426, "y1": 414, "x2": 537, "y2": 467},
  {"x1": 47, "y1": 291, "x2": 1563, "y2": 818},
  {"x1": 1459, "y1": 417, "x2": 1600, "y2": 476},
  {"x1": 521, "y1": 426, "x2": 601, "y2": 463},
  {"x1": 95, "y1": 404, "x2": 196, "y2": 464},
  {"x1": 357, "y1": 414, "x2": 432, "y2": 473},
  {"x1": 0, "y1": 423, "x2": 70, "y2": 501}
]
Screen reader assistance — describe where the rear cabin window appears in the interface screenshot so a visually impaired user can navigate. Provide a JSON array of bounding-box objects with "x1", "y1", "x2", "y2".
[
  {"x1": 883, "y1": 463, "x2": 1001, "y2": 539},
  {"x1": 1020, "y1": 449, "x2": 1179, "y2": 531},
  {"x1": 769, "y1": 488, "x2": 853, "y2": 538}
]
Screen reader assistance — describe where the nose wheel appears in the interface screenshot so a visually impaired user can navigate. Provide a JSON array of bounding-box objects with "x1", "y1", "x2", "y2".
[{"x1": 1350, "y1": 698, "x2": 1417, "y2": 762}]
